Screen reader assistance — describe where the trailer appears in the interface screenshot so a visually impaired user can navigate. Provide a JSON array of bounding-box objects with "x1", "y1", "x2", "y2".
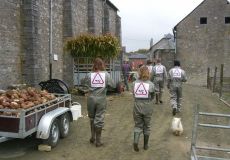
[{"x1": 0, "y1": 80, "x2": 81, "y2": 148}]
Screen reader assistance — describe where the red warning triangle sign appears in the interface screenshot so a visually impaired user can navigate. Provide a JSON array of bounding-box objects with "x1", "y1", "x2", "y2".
[
  {"x1": 135, "y1": 83, "x2": 148, "y2": 95},
  {"x1": 92, "y1": 73, "x2": 104, "y2": 84}
]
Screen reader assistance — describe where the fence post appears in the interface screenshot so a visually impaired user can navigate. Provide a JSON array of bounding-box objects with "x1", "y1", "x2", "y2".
[
  {"x1": 207, "y1": 67, "x2": 210, "y2": 89},
  {"x1": 219, "y1": 64, "x2": 224, "y2": 98},
  {"x1": 212, "y1": 66, "x2": 217, "y2": 93}
]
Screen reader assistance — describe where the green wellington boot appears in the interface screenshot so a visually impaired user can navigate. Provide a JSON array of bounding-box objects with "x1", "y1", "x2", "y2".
[
  {"x1": 133, "y1": 132, "x2": 140, "y2": 152},
  {"x1": 89, "y1": 120, "x2": 95, "y2": 144},
  {"x1": 143, "y1": 134, "x2": 149, "y2": 150},
  {"x1": 95, "y1": 127, "x2": 103, "y2": 147}
]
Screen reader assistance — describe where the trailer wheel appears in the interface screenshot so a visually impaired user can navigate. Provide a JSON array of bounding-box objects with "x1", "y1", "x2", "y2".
[
  {"x1": 44, "y1": 119, "x2": 60, "y2": 148},
  {"x1": 59, "y1": 113, "x2": 70, "y2": 138}
]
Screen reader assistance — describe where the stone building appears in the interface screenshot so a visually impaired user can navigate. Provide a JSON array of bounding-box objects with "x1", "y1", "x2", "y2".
[
  {"x1": 148, "y1": 34, "x2": 175, "y2": 71},
  {"x1": 0, "y1": 0, "x2": 121, "y2": 89},
  {"x1": 173, "y1": 0, "x2": 230, "y2": 85}
]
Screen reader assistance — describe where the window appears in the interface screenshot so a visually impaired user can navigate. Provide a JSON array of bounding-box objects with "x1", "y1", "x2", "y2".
[
  {"x1": 200, "y1": 17, "x2": 207, "y2": 24},
  {"x1": 225, "y1": 17, "x2": 230, "y2": 24}
]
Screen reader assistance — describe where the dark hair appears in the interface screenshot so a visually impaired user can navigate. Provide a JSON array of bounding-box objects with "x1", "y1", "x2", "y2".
[
  {"x1": 147, "y1": 60, "x2": 152, "y2": 65},
  {"x1": 174, "y1": 60, "x2": 180, "y2": 66},
  {"x1": 156, "y1": 58, "x2": 161, "y2": 63},
  {"x1": 92, "y1": 58, "x2": 105, "y2": 71}
]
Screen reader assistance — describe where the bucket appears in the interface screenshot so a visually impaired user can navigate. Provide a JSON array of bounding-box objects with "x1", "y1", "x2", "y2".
[{"x1": 70, "y1": 102, "x2": 82, "y2": 120}]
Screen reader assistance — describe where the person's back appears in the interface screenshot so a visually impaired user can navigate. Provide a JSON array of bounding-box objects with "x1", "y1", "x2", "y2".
[
  {"x1": 122, "y1": 61, "x2": 131, "y2": 91},
  {"x1": 146, "y1": 60, "x2": 153, "y2": 74},
  {"x1": 122, "y1": 63, "x2": 130, "y2": 76},
  {"x1": 167, "y1": 60, "x2": 187, "y2": 116},
  {"x1": 86, "y1": 71, "x2": 114, "y2": 97},
  {"x1": 132, "y1": 66, "x2": 155, "y2": 152},
  {"x1": 152, "y1": 62, "x2": 167, "y2": 82},
  {"x1": 152, "y1": 59, "x2": 167, "y2": 104},
  {"x1": 86, "y1": 58, "x2": 115, "y2": 147},
  {"x1": 168, "y1": 66, "x2": 187, "y2": 88}
]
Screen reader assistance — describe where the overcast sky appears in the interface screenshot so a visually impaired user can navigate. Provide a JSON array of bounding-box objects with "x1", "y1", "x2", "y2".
[{"x1": 110, "y1": 0, "x2": 204, "y2": 52}]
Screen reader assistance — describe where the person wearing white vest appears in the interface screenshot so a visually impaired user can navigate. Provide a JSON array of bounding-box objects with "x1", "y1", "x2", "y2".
[
  {"x1": 167, "y1": 60, "x2": 187, "y2": 116},
  {"x1": 152, "y1": 59, "x2": 167, "y2": 104},
  {"x1": 132, "y1": 66, "x2": 155, "y2": 152},
  {"x1": 85, "y1": 58, "x2": 115, "y2": 147},
  {"x1": 146, "y1": 60, "x2": 153, "y2": 74}
]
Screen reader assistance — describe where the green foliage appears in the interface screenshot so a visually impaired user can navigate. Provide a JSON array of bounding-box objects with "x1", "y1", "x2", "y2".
[{"x1": 65, "y1": 34, "x2": 121, "y2": 58}]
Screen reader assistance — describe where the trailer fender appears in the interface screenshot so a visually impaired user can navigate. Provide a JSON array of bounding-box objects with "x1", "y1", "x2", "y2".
[{"x1": 36, "y1": 107, "x2": 71, "y2": 139}]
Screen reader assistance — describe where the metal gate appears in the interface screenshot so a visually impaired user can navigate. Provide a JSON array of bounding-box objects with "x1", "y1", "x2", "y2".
[
  {"x1": 191, "y1": 105, "x2": 230, "y2": 160},
  {"x1": 73, "y1": 57, "x2": 121, "y2": 86}
]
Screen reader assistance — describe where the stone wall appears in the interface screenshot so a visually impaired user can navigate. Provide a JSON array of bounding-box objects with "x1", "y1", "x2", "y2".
[
  {"x1": 0, "y1": 0, "x2": 121, "y2": 89},
  {"x1": 20, "y1": 0, "x2": 64, "y2": 87},
  {"x1": 155, "y1": 50, "x2": 175, "y2": 71},
  {"x1": 116, "y1": 15, "x2": 121, "y2": 42},
  {"x1": 94, "y1": 0, "x2": 103, "y2": 35},
  {"x1": 50, "y1": 0, "x2": 64, "y2": 80},
  {"x1": 108, "y1": 5, "x2": 116, "y2": 35},
  {"x1": 175, "y1": 0, "x2": 230, "y2": 85},
  {"x1": 0, "y1": 0, "x2": 21, "y2": 89},
  {"x1": 73, "y1": 0, "x2": 88, "y2": 35}
]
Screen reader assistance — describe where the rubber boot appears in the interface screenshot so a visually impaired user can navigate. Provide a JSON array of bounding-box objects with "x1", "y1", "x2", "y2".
[
  {"x1": 89, "y1": 120, "x2": 95, "y2": 144},
  {"x1": 172, "y1": 108, "x2": 177, "y2": 116},
  {"x1": 159, "y1": 92, "x2": 163, "y2": 104},
  {"x1": 143, "y1": 134, "x2": 149, "y2": 150},
  {"x1": 155, "y1": 94, "x2": 159, "y2": 104},
  {"x1": 133, "y1": 132, "x2": 140, "y2": 152},
  {"x1": 95, "y1": 127, "x2": 103, "y2": 147}
]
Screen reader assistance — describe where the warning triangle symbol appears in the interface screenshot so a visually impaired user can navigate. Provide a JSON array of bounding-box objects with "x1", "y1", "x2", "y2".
[
  {"x1": 135, "y1": 83, "x2": 148, "y2": 95},
  {"x1": 92, "y1": 73, "x2": 104, "y2": 84},
  {"x1": 173, "y1": 69, "x2": 180, "y2": 76}
]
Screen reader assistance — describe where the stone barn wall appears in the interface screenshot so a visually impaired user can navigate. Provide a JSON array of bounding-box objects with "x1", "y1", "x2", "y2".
[
  {"x1": 0, "y1": 0, "x2": 121, "y2": 89},
  {"x1": 174, "y1": 0, "x2": 230, "y2": 85}
]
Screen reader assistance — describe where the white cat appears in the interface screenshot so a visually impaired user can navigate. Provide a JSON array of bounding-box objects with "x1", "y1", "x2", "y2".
[{"x1": 171, "y1": 117, "x2": 183, "y2": 136}]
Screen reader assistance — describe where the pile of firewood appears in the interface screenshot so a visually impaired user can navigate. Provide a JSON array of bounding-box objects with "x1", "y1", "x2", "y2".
[{"x1": 0, "y1": 87, "x2": 56, "y2": 110}]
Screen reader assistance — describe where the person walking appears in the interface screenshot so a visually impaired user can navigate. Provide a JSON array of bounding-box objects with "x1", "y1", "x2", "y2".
[
  {"x1": 152, "y1": 59, "x2": 167, "y2": 104},
  {"x1": 146, "y1": 60, "x2": 153, "y2": 74},
  {"x1": 132, "y1": 66, "x2": 155, "y2": 152},
  {"x1": 122, "y1": 60, "x2": 131, "y2": 91},
  {"x1": 167, "y1": 60, "x2": 187, "y2": 116},
  {"x1": 85, "y1": 58, "x2": 115, "y2": 147}
]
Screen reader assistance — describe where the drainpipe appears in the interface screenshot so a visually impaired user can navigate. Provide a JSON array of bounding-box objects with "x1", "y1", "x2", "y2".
[{"x1": 49, "y1": 0, "x2": 53, "y2": 80}]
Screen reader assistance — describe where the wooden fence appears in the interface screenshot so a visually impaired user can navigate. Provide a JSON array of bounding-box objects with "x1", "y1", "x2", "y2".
[{"x1": 207, "y1": 64, "x2": 230, "y2": 106}]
